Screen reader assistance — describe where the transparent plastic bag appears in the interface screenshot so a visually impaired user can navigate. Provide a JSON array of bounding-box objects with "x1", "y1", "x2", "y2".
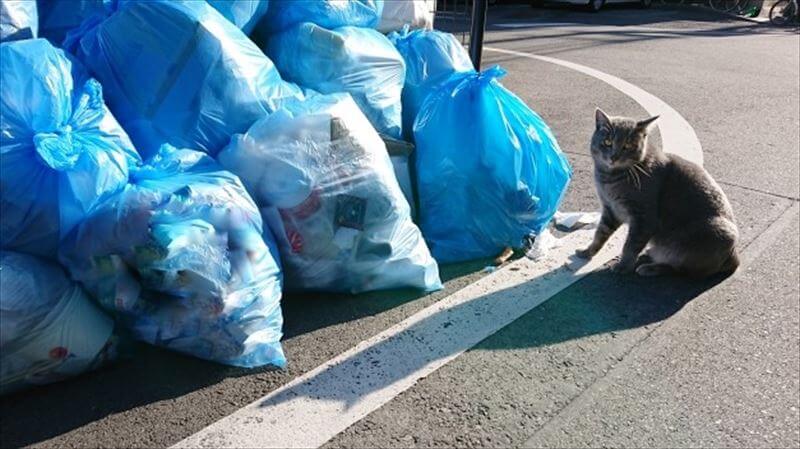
[
  {"x1": 1, "y1": 251, "x2": 118, "y2": 395},
  {"x1": 0, "y1": 0, "x2": 38, "y2": 42},
  {"x1": 219, "y1": 93, "x2": 441, "y2": 293},
  {"x1": 266, "y1": 23, "x2": 404, "y2": 139},
  {"x1": 65, "y1": 0, "x2": 304, "y2": 158},
  {"x1": 414, "y1": 67, "x2": 572, "y2": 263},
  {"x1": 263, "y1": 0, "x2": 383, "y2": 32},
  {"x1": 378, "y1": 0, "x2": 433, "y2": 34},
  {"x1": 0, "y1": 38, "x2": 140, "y2": 258},
  {"x1": 389, "y1": 27, "x2": 475, "y2": 141},
  {"x1": 206, "y1": 0, "x2": 269, "y2": 34},
  {"x1": 60, "y1": 145, "x2": 286, "y2": 368}
]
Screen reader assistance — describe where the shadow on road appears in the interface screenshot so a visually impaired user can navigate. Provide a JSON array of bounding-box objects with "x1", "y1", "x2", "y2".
[
  {"x1": 0, "y1": 258, "x2": 491, "y2": 448},
  {"x1": 254, "y1": 265, "x2": 729, "y2": 412},
  {"x1": 0, "y1": 252, "x2": 730, "y2": 448}
]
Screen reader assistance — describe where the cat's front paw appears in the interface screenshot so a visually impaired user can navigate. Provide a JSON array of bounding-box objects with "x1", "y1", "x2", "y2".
[
  {"x1": 575, "y1": 247, "x2": 596, "y2": 259},
  {"x1": 610, "y1": 259, "x2": 635, "y2": 274}
]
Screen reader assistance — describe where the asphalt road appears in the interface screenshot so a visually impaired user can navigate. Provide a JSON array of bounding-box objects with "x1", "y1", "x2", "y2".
[{"x1": 2, "y1": 6, "x2": 798, "y2": 449}]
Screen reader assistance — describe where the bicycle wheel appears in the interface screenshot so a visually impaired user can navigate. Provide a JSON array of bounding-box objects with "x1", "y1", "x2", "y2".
[
  {"x1": 709, "y1": 0, "x2": 741, "y2": 12},
  {"x1": 770, "y1": 0, "x2": 797, "y2": 25}
]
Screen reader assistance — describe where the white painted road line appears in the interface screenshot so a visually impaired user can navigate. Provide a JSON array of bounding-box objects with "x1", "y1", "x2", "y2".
[
  {"x1": 484, "y1": 47, "x2": 704, "y2": 166},
  {"x1": 173, "y1": 229, "x2": 625, "y2": 449},
  {"x1": 173, "y1": 53, "x2": 705, "y2": 449}
]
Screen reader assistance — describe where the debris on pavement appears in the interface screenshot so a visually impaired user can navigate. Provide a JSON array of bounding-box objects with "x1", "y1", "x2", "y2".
[
  {"x1": 553, "y1": 211, "x2": 601, "y2": 231},
  {"x1": 494, "y1": 247, "x2": 515, "y2": 266}
]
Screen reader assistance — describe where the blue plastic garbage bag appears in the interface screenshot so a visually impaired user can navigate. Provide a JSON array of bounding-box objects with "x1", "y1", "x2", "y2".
[
  {"x1": 1, "y1": 251, "x2": 118, "y2": 395},
  {"x1": 389, "y1": 27, "x2": 475, "y2": 141},
  {"x1": 0, "y1": 0, "x2": 37, "y2": 42},
  {"x1": 267, "y1": 23, "x2": 404, "y2": 139},
  {"x1": 414, "y1": 67, "x2": 572, "y2": 263},
  {"x1": 206, "y1": 0, "x2": 269, "y2": 34},
  {"x1": 65, "y1": 0, "x2": 304, "y2": 159},
  {"x1": 0, "y1": 38, "x2": 140, "y2": 259},
  {"x1": 59, "y1": 145, "x2": 286, "y2": 368},
  {"x1": 37, "y1": 0, "x2": 108, "y2": 45},
  {"x1": 263, "y1": 0, "x2": 382, "y2": 32},
  {"x1": 218, "y1": 93, "x2": 441, "y2": 293}
]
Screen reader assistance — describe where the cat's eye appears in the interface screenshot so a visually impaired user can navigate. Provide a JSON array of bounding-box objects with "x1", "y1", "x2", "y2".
[{"x1": 602, "y1": 139, "x2": 612, "y2": 147}]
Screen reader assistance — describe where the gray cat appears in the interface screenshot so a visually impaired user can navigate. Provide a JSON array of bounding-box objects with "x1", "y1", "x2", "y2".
[{"x1": 576, "y1": 108, "x2": 739, "y2": 278}]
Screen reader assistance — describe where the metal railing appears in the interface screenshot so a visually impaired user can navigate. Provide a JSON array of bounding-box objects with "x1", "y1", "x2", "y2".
[{"x1": 433, "y1": 0, "x2": 489, "y2": 69}]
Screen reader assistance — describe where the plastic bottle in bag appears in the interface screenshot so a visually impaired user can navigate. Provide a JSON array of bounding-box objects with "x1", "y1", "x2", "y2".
[
  {"x1": 219, "y1": 93, "x2": 441, "y2": 293},
  {"x1": 60, "y1": 145, "x2": 286, "y2": 368},
  {"x1": 414, "y1": 67, "x2": 572, "y2": 263}
]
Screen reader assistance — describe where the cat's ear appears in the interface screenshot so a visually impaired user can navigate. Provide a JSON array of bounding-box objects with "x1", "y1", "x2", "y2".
[
  {"x1": 636, "y1": 115, "x2": 659, "y2": 132},
  {"x1": 595, "y1": 108, "x2": 611, "y2": 129}
]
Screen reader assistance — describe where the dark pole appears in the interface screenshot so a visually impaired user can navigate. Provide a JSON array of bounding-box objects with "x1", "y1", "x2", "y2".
[{"x1": 468, "y1": 0, "x2": 488, "y2": 70}]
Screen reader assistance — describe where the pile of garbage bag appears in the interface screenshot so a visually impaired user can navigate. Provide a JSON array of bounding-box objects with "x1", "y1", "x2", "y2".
[
  {"x1": 219, "y1": 93, "x2": 440, "y2": 293},
  {"x1": 59, "y1": 145, "x2": 286, "y2": 368},
  {"x1": 65, "y1": 0, "x2": 304, "y2": 158},
  {"x1": 0, "y1": 0, "x2": 573, "y2": 392},
  {"x1": 0, "y1": 0, "x2": 38, "y2": 42},
  {"x1": 1, "y1": 251, "x2": 118, "y2": 395},
  {"x1": 414, "y1": 66, "x2": 572, "y2": 263},
  {"x1": 0, "y1": 38, "x2": 140, "y2": 258},
  {"x1": 267, "y1": 23, "x2": 405, "y2": 139}
]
